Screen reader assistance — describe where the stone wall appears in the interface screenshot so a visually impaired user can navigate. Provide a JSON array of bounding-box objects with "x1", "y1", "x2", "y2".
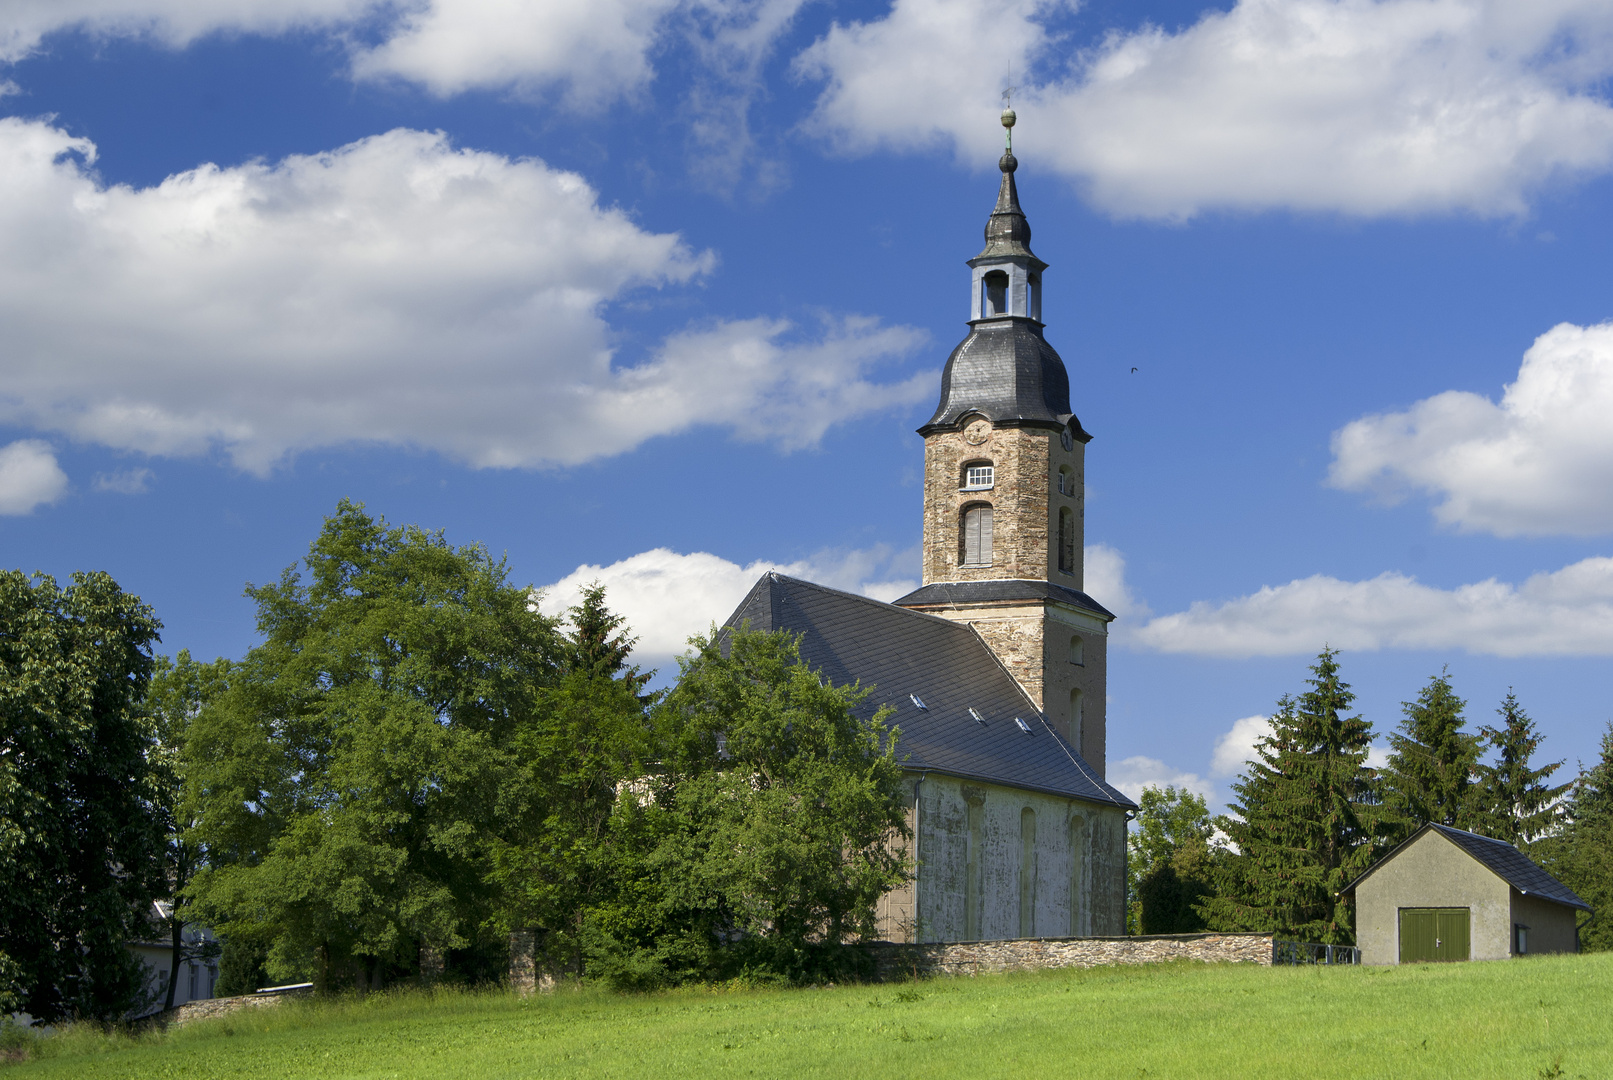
[
  {"x1": 865, "y1": 932, "x2": 1274, "y2": 980},
  {"x1": 921, "y1": 421, "x2": 1081, "y2": 587},
  {"x1": 162, "y1": 987, "x2": 311, "y2": 1026}
]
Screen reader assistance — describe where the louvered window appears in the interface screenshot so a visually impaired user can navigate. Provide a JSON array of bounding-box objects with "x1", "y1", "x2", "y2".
[
  {"x1": 1058, "y1": 506, "x2": 1075, "y2": 574},
  {"x1": 962, "y1": 505, "x2": 993, "y2": 566}
]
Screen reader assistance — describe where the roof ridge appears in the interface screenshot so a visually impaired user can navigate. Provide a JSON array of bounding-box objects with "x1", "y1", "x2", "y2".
[
  {"x1": 1430, "y1": 823, "x2": 1515, "y2": 847},
  {"x1": 764, "y1": 572, "x2": 989, "y2": 631}
]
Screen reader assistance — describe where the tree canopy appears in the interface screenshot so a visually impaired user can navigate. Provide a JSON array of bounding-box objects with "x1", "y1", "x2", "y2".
[
  {"x1": 0, "y1": 570, "x2": 165, "y2": 1021},
  {"x1": 1381, "y1": 671, "x2": 1482, "y2": 838},
  {"x1": 1127, "y1": 786, "x2": 1216, "y2": 935},
  {"x1": 184, "y1": 501, "x2": 564, "y2": 990},
  {"x1": 1202, "y1": 650, "x2": 1387, "y2": 944}
]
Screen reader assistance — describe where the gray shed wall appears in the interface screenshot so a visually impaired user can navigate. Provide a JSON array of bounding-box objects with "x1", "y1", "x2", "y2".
[{"x1": 1511, "y1": 892, "x2": 1581, "y2": 956}]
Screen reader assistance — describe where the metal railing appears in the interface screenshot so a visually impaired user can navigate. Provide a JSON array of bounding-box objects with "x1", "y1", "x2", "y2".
[{"x1": 1271, "y1": 940, "x2": 1361, "y2": 965}]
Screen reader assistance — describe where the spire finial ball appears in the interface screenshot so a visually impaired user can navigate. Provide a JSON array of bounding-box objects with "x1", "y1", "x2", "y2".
[{"x1": 1000, "y1": 106, "x2": 1017, "y2": 128}]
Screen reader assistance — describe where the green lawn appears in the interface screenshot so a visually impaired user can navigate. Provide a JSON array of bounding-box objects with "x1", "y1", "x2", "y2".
[{"x1": 8, "y1": 953, "x2": 1611, "y2": 1079}]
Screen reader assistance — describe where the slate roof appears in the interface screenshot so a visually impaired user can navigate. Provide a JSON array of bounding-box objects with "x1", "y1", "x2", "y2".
[
  {"x1": 722, "y1": 573, "x2": 1133, "y2": 809},
  {"x1": 920, "y1": 152, "x2": 1089, "y2": 438},
  {"x1": 894, "y1": 578, "x2": 1115, "y2": 621},
  {"x1": 1343, "y1": 823, "x2": 1592, "y2": 912},
  {"x1": 973, "y1": 152, "x2": 1042, "y2": 266}
]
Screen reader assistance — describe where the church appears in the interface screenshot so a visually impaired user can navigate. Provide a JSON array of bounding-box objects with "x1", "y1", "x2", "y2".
[{"x1": 721, "y1": 113, "x2": 1133, "y2": 944}]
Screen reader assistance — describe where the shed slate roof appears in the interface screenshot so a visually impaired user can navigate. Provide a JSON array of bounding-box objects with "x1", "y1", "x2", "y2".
[
  {"x1": 1343, "y1": 823, "x2": 1592, "y2": 913},
  {"x1": 723, "y1": 573, "x2": 1133, "y2": 809},
  {"x1": 894, "y1": 578, "x2": 1115, "y2": 621}
]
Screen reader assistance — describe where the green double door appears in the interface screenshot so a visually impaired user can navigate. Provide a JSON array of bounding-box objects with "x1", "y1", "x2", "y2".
[{"x1": 1399, "y1": 908, "x2": 1471, "y2": 963}]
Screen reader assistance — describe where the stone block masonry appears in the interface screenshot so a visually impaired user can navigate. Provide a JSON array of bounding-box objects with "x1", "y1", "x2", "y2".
[
  {"x1": 864, "y1": 932, "x2": 1275, "y2": 980},
  {"x1": 158, "y1": 985, "x2": 312, "y2": 1026}
]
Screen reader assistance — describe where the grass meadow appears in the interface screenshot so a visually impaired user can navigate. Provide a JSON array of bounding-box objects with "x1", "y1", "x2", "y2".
[{"x1": 5, "y1": 952, "x2": 1609, "y2": 1079}]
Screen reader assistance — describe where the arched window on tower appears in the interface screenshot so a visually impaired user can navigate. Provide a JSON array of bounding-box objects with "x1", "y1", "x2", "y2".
[
  {"x1": 1057, "y1": 506, "x2": 1075, "y2": 575},
  {"x1": 1058, "y1": 466, "x2": 1074, "y2": 496},
  {"x1": 1028, "y1": 273, "x2": 1042, "y2": 320},
  {"x1": 1069, "y1": 634, "x2": 1084, "y2": 665},
  {"x1": 961, "y1": 504, "x2": 993, "y2": 567},
  {"x1": 1070, "y1": 688, "x2": 1084, "y2": 753},
  {"x1": 982, "y1": 271, "x2": 1009, "y2": 317}
]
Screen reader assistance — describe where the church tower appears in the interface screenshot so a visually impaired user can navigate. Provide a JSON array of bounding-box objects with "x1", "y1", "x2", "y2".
[{"x1": 895, "y1": 109, "x2": 1114, "y2": 776}]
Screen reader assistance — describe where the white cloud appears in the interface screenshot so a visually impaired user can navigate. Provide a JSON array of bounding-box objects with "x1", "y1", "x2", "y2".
[
  {"x1": 1210, "y1": 715, "x2": 1273, "y2": 777},
  {"x1": 1133, "y1": 555, "x2": 1613, "y2": 658},
  {"x1": 349, "y1": 0, "x2": 682, "y2": 104},
  {"x1": 1083, "y1": 542, "x2": 1148, "y2": 621},
  {"x1": 536, "y1": 545, "x2": 920, "y2": 668},
  {"x1": 1107, "y1": 755, "x2": 1216, "y2": 804},
  {"x1": 0, "y1": 1, "x2": 809, "y2": 111},
  {"x1": 92, "y1": 467, "x2": 153, "y2": 494},
  {"x1": 0, "y1": 1, "x2": 369, "y2": 63},
  {"x1": 0, "y1": 439, "x2": 68, "y2": 514},
  {"x1": 797, "y1": 0, "x2": 1613, "y2": 218},
  {"x1": 0, "y1": 120, "x2": 926, "y2": 473},
  {"x1": 1331, "y1": 321, "x2": 1613, "y2": 537}
]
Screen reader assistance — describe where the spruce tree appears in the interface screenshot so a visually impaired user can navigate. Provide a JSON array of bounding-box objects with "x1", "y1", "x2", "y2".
[
  {"x1": 1475, "y1": 691, "x2": 1569, "y2": 845},
  {"x1": 1201, "y1": 650, "x2": 1385, "y2": 945},
  {"x1": 1532, "y1": 723, "x2": 1613, "y2": 952},
  {"x1": 562, "y1": 582, "x2": 651, "y2": 696},
  {"x1": 1382, "y1": 670, "x2": 1481, "y2": 839}
]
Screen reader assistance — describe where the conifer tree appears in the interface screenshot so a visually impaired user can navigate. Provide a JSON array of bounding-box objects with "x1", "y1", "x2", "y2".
[
  {"x1": 1475, "y1": 691, "x2": 1569, "y2": 845},
  {"x1": 1201, "y1": 649, "x2": 1385, "y2": 944},
  {"x1": 562, "y1": 582, "x2": 651, "y2": 696},
  {"x1": 1382, "y1": 670, "x2": 1481, "y2": 839},
  {"x1": 1532, "y1": 722, "x2": 1613, "y2": 952}
]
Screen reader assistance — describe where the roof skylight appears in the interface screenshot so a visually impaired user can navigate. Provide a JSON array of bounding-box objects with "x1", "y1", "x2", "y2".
[
  {"x1": 910, "y1": 693, "x2": 928, "y2": 710},
  {"x1": 969, "y1": 707, "x2": 987, "y2": 725},
  {"x1": 1015, "y1": 717, "x2": 1033, "y2": 733}
]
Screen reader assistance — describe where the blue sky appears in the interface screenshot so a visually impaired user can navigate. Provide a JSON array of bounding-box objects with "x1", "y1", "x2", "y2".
[{"x1": 4, "y1": 0, "x2": 1613, "y2": 809}]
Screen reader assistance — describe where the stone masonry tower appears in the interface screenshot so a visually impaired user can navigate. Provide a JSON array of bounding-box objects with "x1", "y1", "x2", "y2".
[{"x1": 894, "y1": 110, "x2": 1115, "y2": 776}]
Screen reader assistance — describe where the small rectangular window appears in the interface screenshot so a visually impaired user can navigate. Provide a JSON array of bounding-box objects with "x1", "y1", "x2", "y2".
[{"x1": 963, "y1": 465, "x2": 994, "y2": 490}]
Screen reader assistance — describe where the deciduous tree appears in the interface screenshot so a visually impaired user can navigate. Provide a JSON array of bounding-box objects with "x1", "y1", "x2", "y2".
[
  {"x1": 588, "y1": 626, "x2": 910, "y2": 986},
  {"x1": 1128, "y1": 786, "x2": 1218, "y2": 935},
  {"x1": 184, "y1": 501, "x2": 563, "y2": 991},
  {"x1": 0, "y1": 570, "x2": 165, "y2": 1021}
]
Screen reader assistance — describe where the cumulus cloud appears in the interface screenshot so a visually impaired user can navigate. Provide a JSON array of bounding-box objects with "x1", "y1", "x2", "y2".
[
  {"x1": 0, "y1": 439, "x2": 68, "y2": 514},
  {"x1": 1107, "y1": 755, "x2": 1216, "y2": 804},
  {"x1": 0, "y1": 0, "x2": 369, "y2": 63},
  {"x1": 92, "y1": 468, "x2": 153, "y2": 494},
  {"x1": 1210, "y1": 715, "x2": 1273, "y2": 777},
  {"x1": 535, "y1": 545, "x2": 919, "y2": 668},
  {"x1": 1133, "y1": 556, "x2": 1613, "y2": 658},
  {"x1": 1331, "y1": 321, "x2": 1613, "y2": 537},
  {"x1": 0, "y1": 1, "x2": 808, "y2": 110},
  {"x1": 0, "y1": 120, "x2": 926, "y2": 473},
  {"x1": 797, "y1": 0, "x2": 1613, "y2": 218},
  {"x1": 1083, "y1": 542, "x2": 1148, "y2": 622}
]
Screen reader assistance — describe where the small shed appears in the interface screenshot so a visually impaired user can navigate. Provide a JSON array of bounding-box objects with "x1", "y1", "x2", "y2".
[{"x1": 1343, "y1": 823, "x2": 1591, "y2": 965}]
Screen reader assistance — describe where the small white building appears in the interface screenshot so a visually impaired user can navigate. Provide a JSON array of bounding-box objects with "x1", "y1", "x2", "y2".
[
  {"x1": 1343, "y1": 824, "x2": 1591, "y2": 965},
  {"x1": 127, "y1": 902, "x2": 219, "y2": 1015}
]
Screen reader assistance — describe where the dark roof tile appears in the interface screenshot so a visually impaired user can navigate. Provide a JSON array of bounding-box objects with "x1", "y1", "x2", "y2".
[{"x1": 724, "y1": 573, "x2": 1133, "y2": 809}]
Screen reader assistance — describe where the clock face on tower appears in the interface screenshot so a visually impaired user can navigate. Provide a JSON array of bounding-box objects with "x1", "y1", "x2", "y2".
[
  {"x1": 1060, "y1": 427, "x2": 1074, "y2": 452},
  {"x1": 964, "y1": 418, "x2": 991, "y2": 446}
]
